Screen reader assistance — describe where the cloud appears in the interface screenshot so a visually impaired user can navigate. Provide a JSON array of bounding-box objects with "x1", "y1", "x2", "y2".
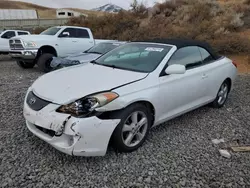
[{"x1": 10, "y1": 0, "x2": 161, "y2": 9}]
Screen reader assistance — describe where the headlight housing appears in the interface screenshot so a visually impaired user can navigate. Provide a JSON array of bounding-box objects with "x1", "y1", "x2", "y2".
[
  {"x1": 56, "y1": 92, "x2": 119, "y2": 117},
  {"x1": 23, "y1": 41, "x2": 37, "y2": 48}
]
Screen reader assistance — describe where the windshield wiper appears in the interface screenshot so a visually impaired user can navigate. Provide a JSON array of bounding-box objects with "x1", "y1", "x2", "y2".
[
  {"x1": 89, "y1": 51, "x2": 102, "y2": 54},
  {"x1": 90, "y1": 61, "x2": 119, "y2": 69},
  {"x1": 101, "y1": 64, "x2": 119, "y2": 69},
  {"x1": 90, "y1": 60, "x2": 99, "y2": 64}
]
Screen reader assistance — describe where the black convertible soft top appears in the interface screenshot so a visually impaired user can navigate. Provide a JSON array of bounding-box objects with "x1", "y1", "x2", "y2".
[{"x1": 134, "y1": 38, "x2": 221, "y2": 60}]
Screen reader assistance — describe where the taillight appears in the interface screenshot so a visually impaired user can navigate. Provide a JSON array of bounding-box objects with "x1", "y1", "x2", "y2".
[{"x1": 232, "y1": 60, "x2": 237, "y2": 68}]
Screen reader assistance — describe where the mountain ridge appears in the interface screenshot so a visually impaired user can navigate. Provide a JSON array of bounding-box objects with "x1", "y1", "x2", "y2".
[{"x1": 92, "y1": 3, "x2": 123, "y2": 13}]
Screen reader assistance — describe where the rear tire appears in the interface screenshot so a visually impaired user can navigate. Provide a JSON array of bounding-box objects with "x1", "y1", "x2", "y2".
[
  {"x1": 16, "y1": 61, "x2": 35, "y2": 69},
  {"x1": 110, "y1": 103, "x2": 152, "y2": 153},
  {"x1": 211, "y1": 80, "x2": 230, "y2": 108},
  {"x1": 37, "y1": 53, "x2": 55, "y2": 73}
]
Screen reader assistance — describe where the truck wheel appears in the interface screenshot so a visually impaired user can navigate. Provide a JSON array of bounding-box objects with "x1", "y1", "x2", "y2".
[
  {"x1": 37, "y1": 53, "x2": 55, "y2": 73},
  {"x1": 16, "y1": 61, "x2": 35, "y2": 69}
]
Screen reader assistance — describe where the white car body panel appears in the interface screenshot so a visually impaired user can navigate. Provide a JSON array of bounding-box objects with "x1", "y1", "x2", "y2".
[
  {"x1": 31, "y1": 63, "x2": 148, "y2": 104},
  {"x1": 23, "y1": 42, "x2": 238, "y2": 156},
  {"x1": 0, "y1": 30, "x2": 30, "y2": 52}
]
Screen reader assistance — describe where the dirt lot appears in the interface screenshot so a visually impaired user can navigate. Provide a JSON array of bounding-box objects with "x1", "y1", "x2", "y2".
[{"x1": 0, "y1": 59, "x2": 250, "y2": 188}]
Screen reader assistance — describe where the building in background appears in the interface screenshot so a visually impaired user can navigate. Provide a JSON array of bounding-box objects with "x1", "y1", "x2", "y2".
[
  {"x1": 56, "y1": 9, "x2": 87, "y2": 18},
  {"x1": 0, "y1": 9, "x2": 38, "y2": 20}
]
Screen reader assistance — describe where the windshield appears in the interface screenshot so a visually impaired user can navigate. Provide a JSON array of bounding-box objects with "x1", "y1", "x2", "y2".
[
  {"x1": 94, "y1": 43, "x2": 172, "y2": 73},
  {"x1": 40, "y1": 27, "x2": 61, "y2": 35},
  {"x1": 87, "y1": 42, "x2": 122, "y2": 54}
]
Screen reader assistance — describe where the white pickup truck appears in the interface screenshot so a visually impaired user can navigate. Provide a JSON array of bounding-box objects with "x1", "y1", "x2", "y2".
[
  {"x1": 9, "y1": 26, "x2": 116, "y2": 70},
  {"x1": 0, "y1": 29, "x2": 30, "y2": 55}
]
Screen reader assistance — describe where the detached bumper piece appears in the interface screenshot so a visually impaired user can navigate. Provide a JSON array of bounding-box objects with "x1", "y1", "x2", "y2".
[{"x1": 50, "y1": 57, "x2": 81, "y2": 69}]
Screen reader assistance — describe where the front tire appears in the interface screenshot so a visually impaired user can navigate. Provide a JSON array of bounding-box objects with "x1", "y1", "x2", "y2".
[
  {"x1": 111, "y1": 103, "x2": 152, "y2": 153},
  {"x1": 211, "y1": 80, "x2": 230, "y2": 108},
  {"x1": 37, "y1": 53, "x2": 55, "y2": 73},
  {"x1": 16, "y1": 61, "x2": 35, "y2": 69}
]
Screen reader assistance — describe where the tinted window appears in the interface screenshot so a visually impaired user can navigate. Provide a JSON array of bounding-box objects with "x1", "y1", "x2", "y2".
[
  {"x1": 58, "y1": 28, "x2": 77, "y2": 38},
  {"x1": 76, "y1": 29, "x2": 90, "y2": 38},
  {"x1": 95, "y1": 43, "x2": 172, "y2": 73},
  {"x1": 87, "y1": 42, "x2": 122, "y2": 54},
  {"x1": 199, "y1": 47, "x2": 214, "y2": 64},
  {"x1": 40, "y1": 27, "x2": 61, "y2": 35},
  {"x1": 18, "y1": 32, "x2": 28, "y2": 35},
  {"x1": 168, "y1": 46, "x2": 202, "y2": 69},
  {"x1": 1, "y1": 31, "x2": 15, "y2": 39}
]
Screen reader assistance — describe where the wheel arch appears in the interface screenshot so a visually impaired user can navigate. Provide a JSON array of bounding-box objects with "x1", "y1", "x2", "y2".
[
  {"x1": 99, "y1": 100, "x2": 156, "y2": 127},
  {"x1": 224, "y1": 77, "x2": 232, "y2": 92},
  {"x1": 124, "y1": 100, "x2": 155, "y2": 126},
  {"x1": 36, "y1": 45, "x2": 57, "y2": 59}
]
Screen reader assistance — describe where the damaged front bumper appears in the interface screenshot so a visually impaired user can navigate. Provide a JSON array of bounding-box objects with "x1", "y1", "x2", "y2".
[{"x1": 23, "y1": 89, "x2": 120, "y2": 157}]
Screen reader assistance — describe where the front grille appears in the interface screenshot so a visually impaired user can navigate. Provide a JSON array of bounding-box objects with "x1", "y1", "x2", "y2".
[
  {"x1": 26, "y1": 91, "x2": 51, "y2": 111},
  {"x1": 9, "y1": 39, "x2": 24, "y2": 50}
]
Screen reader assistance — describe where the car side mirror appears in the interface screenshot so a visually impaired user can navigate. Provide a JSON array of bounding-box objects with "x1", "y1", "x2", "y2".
[
  {"x1": 165, "y1": 64, "x2": 186, "y2": 75},
  {"x1": 59, "y1": 32, "x2": 70, "y2": 38}
]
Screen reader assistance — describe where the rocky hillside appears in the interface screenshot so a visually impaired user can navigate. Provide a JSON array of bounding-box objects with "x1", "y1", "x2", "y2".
[{"x1": 68, "y1": 0, "x2": 250, "y2": 56}]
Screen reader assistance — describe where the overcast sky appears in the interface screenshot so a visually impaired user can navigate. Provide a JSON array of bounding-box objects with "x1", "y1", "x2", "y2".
[{"x1": 12, "y1": 0, "x2": 165, "y2": 9}]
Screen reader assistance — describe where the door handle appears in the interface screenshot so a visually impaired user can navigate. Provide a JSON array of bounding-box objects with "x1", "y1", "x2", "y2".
[{"x1": 202, "y1": 74, "x2": 208, "y2": 79}]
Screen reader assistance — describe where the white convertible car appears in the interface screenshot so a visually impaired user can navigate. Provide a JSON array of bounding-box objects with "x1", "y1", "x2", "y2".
[{"x1": 23, "y1": 39, "x2": 238, "y2": 156}]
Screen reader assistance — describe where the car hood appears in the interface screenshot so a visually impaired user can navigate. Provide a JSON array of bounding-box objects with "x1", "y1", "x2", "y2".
[
  {"x1": 11, "y1": 34, "x2": 54, "y2": 41},
  {"x1": 31, "y1": 63, "x2": 148, "y2": 104}
]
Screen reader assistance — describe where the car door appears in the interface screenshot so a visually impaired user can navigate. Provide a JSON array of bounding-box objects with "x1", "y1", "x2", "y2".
[
  {"x1": 57, "y1": 28, "x2": 79, "y2": 57},
  {"x1": 158, "y1": 46, "x2": 209, "y2": 122},
  {"x1": 0, "y1": 31, "x2": 16, "y2": 51},
  {"x1": 75, "y1": 28, "x2": 94, "y2": 52},
  {"x1": 198, "y1": 47, "x2": 225, "y2": 101}
]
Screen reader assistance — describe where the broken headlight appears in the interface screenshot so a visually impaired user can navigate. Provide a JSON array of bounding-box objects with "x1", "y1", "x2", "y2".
[{"x1": 56, "y1": 92, "x2": 119, "y2": 117}]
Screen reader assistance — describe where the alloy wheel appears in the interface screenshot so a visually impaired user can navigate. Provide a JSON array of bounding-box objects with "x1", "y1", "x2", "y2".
[{"x1": 121, "y1": 111, "x2": 148, "y2": 147}]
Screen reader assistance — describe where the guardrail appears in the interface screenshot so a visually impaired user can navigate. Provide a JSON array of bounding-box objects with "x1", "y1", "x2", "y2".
[{"x1": 0, "y1": 18, "x2": 70, "y2": 29}]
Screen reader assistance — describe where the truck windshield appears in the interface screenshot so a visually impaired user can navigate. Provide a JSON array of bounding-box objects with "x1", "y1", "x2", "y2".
[
  {"x1": 40, "y1": 27, "x2": 61, "y2": 35},
  {"x1": 86, "y1": 43, "x2": 122, "y2": 54},
  {"x1": 94, "y1": 43, "x2": 172, "y2": 73}
]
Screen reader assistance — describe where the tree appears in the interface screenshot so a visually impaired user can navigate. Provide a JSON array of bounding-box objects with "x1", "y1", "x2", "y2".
[{"x1": 130, "y1": 0, "x2": 139, "y2": 12}]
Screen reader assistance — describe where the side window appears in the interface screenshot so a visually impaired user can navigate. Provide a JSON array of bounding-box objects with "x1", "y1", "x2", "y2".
[
  {"x1": 168, "y1": 46, "x2": 203, "y2": 69},
  {"x1": 76, "y1": 29, "x2": 90, "y2": 38},
  {"x1": 1, "y1": 31, "x2": 16, "y2": 39},
  {"x1": 58, "y1": 28, "x2": 77, "y2": 38},
  {"x1": 18, "y1": 32, "x2": 28, "y2": 35},
  {"x1": 199, "y1": 47, "x2": 215, "y2": 64}
]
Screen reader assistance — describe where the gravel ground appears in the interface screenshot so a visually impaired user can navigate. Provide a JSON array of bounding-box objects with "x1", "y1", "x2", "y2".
[{"x1": 0, "y1": 58, "x2": 250, "y2": 188}]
